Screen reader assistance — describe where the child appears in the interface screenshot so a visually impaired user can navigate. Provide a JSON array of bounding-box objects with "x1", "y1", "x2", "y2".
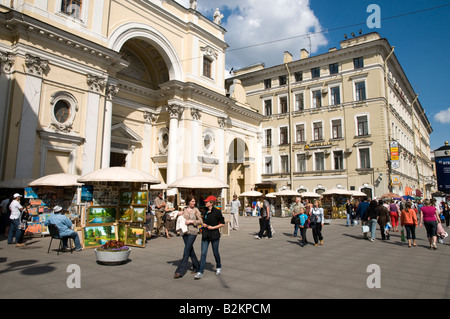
[{"x1": 298, "y1": 208, "x2": 309, "y2": 247}]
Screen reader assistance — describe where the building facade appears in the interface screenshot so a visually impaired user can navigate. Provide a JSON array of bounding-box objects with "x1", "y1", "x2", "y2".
[
  {"x1": 226, "y1": 33, "x2": 435, "y2": 199},
  {"x1": 0, "y1": 0, "x2": 262, "y2": 198}
]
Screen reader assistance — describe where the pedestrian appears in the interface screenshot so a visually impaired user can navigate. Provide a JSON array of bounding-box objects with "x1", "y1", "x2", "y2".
[
  {"x1": 44, "y1": 206, "x2": 82, "y2": 251},
  {"x1": 310, "y1": 200, "x2": 324, "y2": 246},
  {"x1": 364, "y1": 200, "x2": 378, "y2": 242},
  {"x1": 245, "y1": 204, "x2": 252, "y2": 217},
  {"x1": 442, "y1": 203, "x2": 449, "y2": 228},
  {"x1": 230, "y1": 194, "x2": 241, "y2": 230},
  {"x1": 174, "y1": 195, "x2": 203, "y2": 279},
  {"x1": 145, "y1": 203, "x2": 155, "y2": 239},
  {"x1": 292, "y1": 197, "x2": 304, "y2": 237},
  {"x1": 164, "y1": 195, "x2": 176, "y2": 238},
  {"x1": 0, "y1": 195, "x2": 12, "y2": 237},
  {"x1": 255, "y1": 195, "x2": 271, "y2": 239},
  {"x1": 377, "y1": 200, "x2": 391, "y2": 240},
  {"x1": 7, "y1": 193, "x2": 23, "y2": 245},
  {"x1": 154, "y1": 192, "x2": 166, "y2": 237},
  {"x1": 15, "y1": 202, "x2": 31, "y2": 247},
  {"x1": 400, "y1": 201, "x2": 418, "y2": 247},
  {"x1": 195, "y1": 196, "x2": 225, "y2": 280},
  {"x1": 346, "y1": 199, "x2": 354, "y2": 226},
  {"x1": 389, "y1": 199, "x2": 400, "y2": 232},
  {"x1": 298, "y1": 207, "x2": 309, "y2": 247},
  {"x1": 419, "y1": 199, "x2": 441, "y2": 250}
]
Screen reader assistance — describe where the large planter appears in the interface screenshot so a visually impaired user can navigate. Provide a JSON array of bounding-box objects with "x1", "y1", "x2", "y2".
[{"x1": 95, "y1": 248, "x2": 131, "y2": 265}]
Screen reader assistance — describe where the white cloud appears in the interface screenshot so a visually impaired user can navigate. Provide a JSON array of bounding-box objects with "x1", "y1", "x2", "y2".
[
  {"x1": 434, "y1": 107, "x2": 450, "y2": 124},
  {"x1": 176, "y1": 0, "x2": 328, "y2": 69}
]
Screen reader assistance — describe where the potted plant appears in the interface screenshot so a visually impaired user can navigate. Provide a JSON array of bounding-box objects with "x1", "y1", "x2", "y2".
[{"x1": 94, "y1": 240, "x2": 131, "y2": 265}]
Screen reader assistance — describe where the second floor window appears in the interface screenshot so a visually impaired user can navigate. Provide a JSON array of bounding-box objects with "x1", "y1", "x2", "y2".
[
  {"x1": 280, "y1": 97, "x2": 288, "y2": 114},
  {"x1": 312, "y1": 90, "x2": 322, "y2": 108},
  {"x1": 295, "y1": 93, "x2": 304, "y2": 111},
  {"x1": 280, "y1": 127, "x2": 289, "y2": 145},
  {"x1": 313, "y1": 122, "x2": 323, "y2": 141},
  {"x1": 61, "y1": 0, "x2": 83, "y2": 19},
  {"x1": 332, "y1": 119, "x2": 342, "y2": 139},
  {"x1": 294, "y1": 71, "x2": 303, "y2": 82},
  {"x1": 296, "y1": 124, "x2": 305, "y2": 143},
  {"x1": 330, "y1": 86, "x2": 341, "y2": 105},
  {"x1": 203, "y1": 57, "x2": 212, "y2": 78},
  {"x1": 359, "y1": 148, "x2": 371, "y2": 168},
  {"x1": 265, "y1": 129, "x2": 272, "y2": 147},
  {"x1": 357, "y1": 115, "x2": 369, "y2": 136},
  {"x1": 297, "y1": 154, "x2": 307, "y2": 172},
  {"x1": 354, "y1": 57, "x2": 364, "y2": 69},
  {"x1": 311, "y1": 67, "x2": 320, "y2": 79},
  {"x1": 264, "y1": 100, "x2": 272, "y2": 116},
  {"x1": 280, "y1": 155, "x2": 289, "y2": 173},
  {"x1": 329, "y1": 63, "x2": 339, "y2": 75},
  {"x1": 264, "y1": 79, "x2": 272, "y2": 89},
  {"x1": 334, "y1": 151, "x2": 344, "y2": 170},
  {"x1": 279, "y1": 75, "x2": 287, "y2": 86},
  {"x1": 265, "y1": 157, "x2": 273, "y2": 174},
  {"x1": 355, "y1": 81, "x2": 366, "y2": 101},
  {"x1": 315, "y1": 153, "x2": 325, "y2": 171}
]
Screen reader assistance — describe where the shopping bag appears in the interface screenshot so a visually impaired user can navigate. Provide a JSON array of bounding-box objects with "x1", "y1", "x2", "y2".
[
  {"x1": 401, "y1": 228, "x2": 406, "y2": 242},
  {"x1": 362, "y1": 225, "x2": 369, "y2": 233}
]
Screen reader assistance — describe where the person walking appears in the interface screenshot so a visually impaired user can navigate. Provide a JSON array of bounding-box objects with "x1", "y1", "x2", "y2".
[
  {"x1": 7, "y1": 193, "x2": 23, "y2": 245},
  {"x1": 174, "y1": 196, "x2": 203, "y2": 278},
  {"x1": 15, "y1": 202, "x2": 31, "y2": 247},
  {"x1": 310, "y1": 200, "x2": 324, "y2": 246},
  {"x1": 365, "y1": 200, "x2": 379, "y2": 242},
  {"x1": 164, "y1": 195, "x2": 176, "y2": 238},
  {"x1": 346, "y1": 199, "x2": 355, "y2": 226},
  {"x1": 419, "y1": 199, "x2": 441, "y2": 250},
  {"x1": 44, "y1": 206, "x2": 82, "y2": 251},
  {"x1": 255, "y1": 195, "x2": 271, "y2": 239},
  {"x1": 195, "y1": 196, "x2": 225, "y2": 280},
  {"x1": 401, "y1": 201, "x2": 418, "y2": 247},
  {"x1": 298, "y1": 207, "x2": 309, "y2": 247},
  {"x1": 230, "y1": 194, "x2": 241, "y2": 231},
  {"x1": 154, "y1": 192, "x2": 166, "y2": 237},
  {"x1": 292, "y1": 197, "x2": 304, "y2": 237},
  {"x1": 389, "y1": 199, "x2": 400, "y2": 232},
  {"x1": 442, "y1": 203, "x2": 449, "y2": 228},
  {"x1": 377, "y1": 200, "x2": 391, "y2": 240}
]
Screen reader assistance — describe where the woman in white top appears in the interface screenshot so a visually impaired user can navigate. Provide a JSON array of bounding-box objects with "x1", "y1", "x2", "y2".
[{"x1": 310, "y1": 200, "x2": 324, "y2": 247}]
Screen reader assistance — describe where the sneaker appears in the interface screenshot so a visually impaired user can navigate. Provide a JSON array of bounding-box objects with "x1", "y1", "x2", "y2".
[
  {"x1": 254, "y1": 235, "x2": 262, "y2": 239},
  {"x1": 75, "y1": 248, "x2": 83, "y2": 252},
  {"x1": 194, "y1": 272, "x2": 203, "y2": 280},
  {"x1": 216, "y1": 268, "x2": 221, "y2": 276}
]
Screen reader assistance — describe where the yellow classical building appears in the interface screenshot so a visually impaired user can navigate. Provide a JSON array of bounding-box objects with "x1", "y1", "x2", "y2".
[
  {"x1": 0, "y1": 0, "x2": 262, "y2": 198},
  {"x1": 226, "y1": 32, "x2": 435, "y2": 199}
]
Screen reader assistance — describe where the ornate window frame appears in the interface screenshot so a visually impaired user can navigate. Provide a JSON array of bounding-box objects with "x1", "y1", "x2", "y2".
[
  {"x1": 202, "y1": 128, "x2": 215, "y2": 155},
  {"x1": 50, "y1": 91, "x2": 78, "y2": 132},
  {"x1": 157, "y1": 127, "x2": 170, "y2": 155}
]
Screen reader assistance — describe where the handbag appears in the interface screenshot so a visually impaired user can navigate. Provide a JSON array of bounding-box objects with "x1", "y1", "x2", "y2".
[
  {"x1": 291, "y1": 215, "x2": 300, "y2": 225},
  {"x1": 361, "y1": 225, "x2": 369, "y2": 233}
]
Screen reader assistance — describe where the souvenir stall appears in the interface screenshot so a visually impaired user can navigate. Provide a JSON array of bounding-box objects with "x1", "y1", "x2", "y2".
[
  {"x1": 239, "y1": 190, "x2": 262, "y2": 217},
  {"x1": 168, "y1": 175, "x2": 229, "y2": 235},
  {"x1": 77, "y1": 167, "x2": 160, "y2": 249},
  {"x1": 25, "y1": 173, "x2": 82, "y2": 237},
  {"x1": 271, "y1": 189, "x2": 300, "y2": 217},
  {"x1": 321, "y1": 188, "x2": 353, "y2": 219}
]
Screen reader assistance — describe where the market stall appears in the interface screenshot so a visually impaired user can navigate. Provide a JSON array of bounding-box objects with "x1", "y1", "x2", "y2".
[
  {"x1": 25, "y1": 173, "x2": 82, "y2": 237},
  {"x1": 321, "y1": 188, "x2": 353, "y2": 220},
  {"x1": 239, "y1": 190, "x2": 262, "y2": 217},
  {"x1": 271, "y1": 189, "x2": 301, "y2": 217},
  {"x1": 77, "y1": 167, "x2": 160, "y2": 249}
]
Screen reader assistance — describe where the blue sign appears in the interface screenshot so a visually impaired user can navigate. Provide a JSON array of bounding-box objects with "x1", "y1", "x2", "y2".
[{"x1": 436, "y1": 157, "x2": 450, "y2": 193}]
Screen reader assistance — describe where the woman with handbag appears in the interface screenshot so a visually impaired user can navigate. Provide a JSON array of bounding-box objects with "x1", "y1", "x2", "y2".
[
  {"x1": 174, "y1": 196, "x2": 203, "y2": 279},
  {"x1": 400, "y1": 201, "x2": 418, "y2": 247},
  {"x1": 310, "y1": 200, "x2": 324, "y2": 247},
  {"x1": 419, "y1": 199, "x2": 441, "y2": 250}
]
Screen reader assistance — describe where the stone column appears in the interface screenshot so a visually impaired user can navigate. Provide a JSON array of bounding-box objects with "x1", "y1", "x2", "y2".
[
  {"x1": 15, "y1": 54, "x2": 49, "y2": 178},
  {"x1": 101, "y1": 83, "x2": 119, "y2": 168},
  {"x1": 166, "y1": 104, "x2": 184, "y2": 188},
  {"x1": 217, "y1": 117, "x2": 227, "y2": 183},
  {"x1": 190, "y1": 108, "x2": 201, "y2": 176},
  {"x1": 0, "y1": 51, "x2": 14, "y2": 176},
  {"x1": 142, "y1": 111, "x2": 158, "y2": 173},
  {"x1": 82, "y1": 74, "x2": 105, "y2": 175}
]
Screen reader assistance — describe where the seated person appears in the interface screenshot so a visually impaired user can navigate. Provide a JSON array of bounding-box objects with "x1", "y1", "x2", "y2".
[{"x1": 44, "y1": 206, "x2": 82, "y2": 252}]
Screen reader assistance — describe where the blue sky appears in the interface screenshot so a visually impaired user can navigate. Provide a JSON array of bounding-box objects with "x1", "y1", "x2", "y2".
[{"x1": 178, "y1": 0, "x2": 449, "y2": 151}]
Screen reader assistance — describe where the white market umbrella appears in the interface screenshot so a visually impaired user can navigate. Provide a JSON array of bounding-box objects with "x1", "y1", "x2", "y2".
[
  {"x1": 150, "y1": 183, "x2": 169, "y2": 190},
  {"x1": 322, "y1": 188, "x2": 353, "y2": 196},
  {"x1": 239, "y1": 190, "x2": 263, "y2": 197},
  {"x1": 29, "y1": 173, "x2": 83, "y2": 187},
  {"x1": 299, "y1": 191, "x2": 322, "y2": 198},
  {"x1": 0, "y1": 178, "x2": 34, "y2": 189},
  {"x1": 350, "y1": 190, "x2": 368, "y2": 197},
  {"x1": 272, "y1": 189, "x2": 301, "y2": 197},
  {"x1": 168, "y1": 175, "x2": 229, "y2": 189},
  {"x1": 265, "y1": 192, "x2": 276, "y2": 198},
  {"x1": 78, "y1": 167, "x2": 160, "y2": 184}
]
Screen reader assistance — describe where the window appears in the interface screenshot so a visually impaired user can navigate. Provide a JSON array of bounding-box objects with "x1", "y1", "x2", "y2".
[
  {"x1": 296, "y1": 124, "x2": 305, "y2": 143},
  {"x1": 264, "y1": 99, "x2": 272, "y2": 116},
  {"x1": 264, "y1": 79, "x2": 272, "y2": 89},
  {"x1": 357, "y1": 115, "x2": 369, "y2": 136},
  {"x1": 353, "y1": 57, "x2": 364, "y2": 69},
  {"x1": 334, "y1": 151, "x2": 344, "y2": 170},
  {"x1": 265, "y1": 157, "x2": 273, "y2": 174},
  {"x1": 294, "y1": 71, "x2": 303, "y2": 82},
  {"x1": 203, "y1": 57, "x2": 212, "y2": 78},
  {"x1": 280, "y1": 127, "x2": 289, "y2": 145},
  {"x1": 203, "y1": 130, "x2": 215, "y2": 154},
  {"x1": 265, "y1": 129, "x2": 272, "y2": 147},
  {"x1": 313, "y1": 122, "x2": 323, "y2": 141},
  {"x1": 359, "y1": 148, "x2": 371, "y2": 168},
  {"x1": 330, "y1": 86, "x2": 341, "y2": 105},
  {"x1": 61, "y1": 0, "x2": 82, "y2": 19},
  {"x1": 355, "y1": 81, "x2": 366, "y2": 101},
  {"x1": 279, "y1": 75, "x2": 287, "y2": 86},
  {"x1": 315, "y1": 153, "x2": 325, "y2": 171},
  {"x1": 297, "y1": 154, "x2": 306, "y2": 172},
  {"x1": 332, "y1": 119, "x2": 342, "y2": 139},
  {"x1": 312, "y1": 90, "x2": 322, "y2": 108},
  {"x1": 311, "y1": 67, "x2": 320, "y2": 78},
  {"x1": 280, "y1": 155, "x2": 289, "y2": 173},
  {"x1": 54, "y1": 100, "x2": 71, "y2": 123},
  {"x1": 279, "y1": 96, "x2": 288, "y2": 114},
  {"x1": 329, "y1": 63, "x2": 339, "y2": 75},
  {"x1": 295, "y1": 93, "x2": 304, "y2": 111}
]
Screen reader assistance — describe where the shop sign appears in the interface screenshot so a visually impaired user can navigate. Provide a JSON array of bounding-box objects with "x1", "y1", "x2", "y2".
[{"x1": 391, "y1": 175, "x2": 401, "y2": 186}]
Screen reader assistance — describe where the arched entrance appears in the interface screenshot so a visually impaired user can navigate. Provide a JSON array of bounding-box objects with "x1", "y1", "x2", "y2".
[{"x1": 227, "y1": 138, "x2": 249, "y2": 197}]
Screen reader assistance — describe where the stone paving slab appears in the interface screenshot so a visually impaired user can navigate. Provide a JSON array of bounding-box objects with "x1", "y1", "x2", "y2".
[{"x1": 0, "y1": 217, "x2": 449, "y2": 300}]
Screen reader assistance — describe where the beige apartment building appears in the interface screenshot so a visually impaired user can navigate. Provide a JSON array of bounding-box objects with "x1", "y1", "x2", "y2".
[
  {"x1": 0, "y1": 0, "x2": 263, "y2": 199},
  {"x1": 226, "y1": 32, "x2": 435, "y2": 199}
]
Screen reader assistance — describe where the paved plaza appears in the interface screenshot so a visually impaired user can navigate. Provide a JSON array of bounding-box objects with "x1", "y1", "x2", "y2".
[{"x1": 0, "y1": 217, "x2": 449, "y2": 300}]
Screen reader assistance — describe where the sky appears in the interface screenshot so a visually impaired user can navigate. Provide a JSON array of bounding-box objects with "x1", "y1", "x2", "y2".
[{"x1": 176, "y1": 0, "x2": 450, "y2": 151}]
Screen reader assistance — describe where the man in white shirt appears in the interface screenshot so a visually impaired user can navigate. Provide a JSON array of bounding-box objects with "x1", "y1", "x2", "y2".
[
  {"x1": 8, "y1": 193, "x2": 23, "y2": 244},
  {"x1": 230, "y1": 194, "x2": 241, "y2": 231}
]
